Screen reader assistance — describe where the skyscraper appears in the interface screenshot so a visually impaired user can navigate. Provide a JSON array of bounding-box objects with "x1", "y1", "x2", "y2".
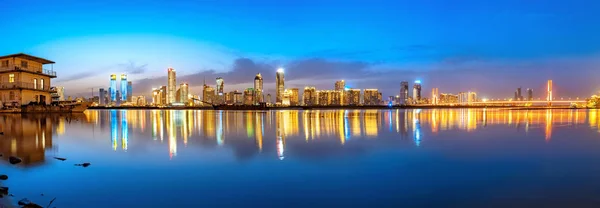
[
  {"x1": 266, "y1": 94, "x2": 272, "y2": 105},
  {"x1": 202, "y1": 84, "x2": 215, "y2": 104},
  {"x1": 335, "y1": 80, "x2": 345, "y2": 91},
  {"x1": 276, "y1": 68, "x2": 285, "y2": 105},
  {"x1": 515, "y1": 87, "x2": 522, "y2": 101},
  {"x1": 254, "y1": 73, "x2": 263, "y2": 104},
  {"x1": 335, "y1": 80, "x2": 345, "y2": 105},
  {"x1": 547, "y1": 80, "x2": 553, "y2": 102},
  {"x1": 120, "y1": 73, "x2": 127, "y2": 102},
  {"x1": 216, "y1": 77, "x2": 225, "y2": 104},
  {"x1": 431, "y1": 88, "x2": 439, "y2": 105},
  {"x1": 110, "y1": 74, "x2": 117, "y2": 102},
  {"x1": 347, "y1": 89, "x2": 361, "y2": 105},
  {"x1": 303, "y1": 87, "x2": 317, "y2": 106},
  {"x1": 127, "y1": 81, "x2": 133, "y2": 102},
  {"x1": 160, "y1": 86, "x2": 167, "y2": 105},
  {"x1": 180, "y1": 83, "x2": 189, "y2": 104},
  {"x1": 167, "y1": 68, "x2": 176, "y2": 104},
  {"x1": 99, "y1": 88, "x2": 106, "y2": 105},
  {"x1": 527, "y1": 88, "x2": 533, "y2": 101},
  {"x1": 400, "y1": 81, "x2": 409, "y2": 105},
  {"x1": 364, "y1": 89, "x2": 380, "y2": 105},
  {"x1": 413, "y1": 80, "x2": 422, "y2": 102},
  {"x1": 289, "y1": 88, "x2": 299, "y2": 106}
]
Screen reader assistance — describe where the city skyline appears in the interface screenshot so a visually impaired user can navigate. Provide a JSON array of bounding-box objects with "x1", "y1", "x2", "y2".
[{"x1": 1, "y1": 0, "x2": 600, "y2": 98}]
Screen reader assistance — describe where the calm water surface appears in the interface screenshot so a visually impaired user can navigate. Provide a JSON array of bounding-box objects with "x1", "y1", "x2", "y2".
[{"x1": 2, "y1": 109, "x2": 600, "y2": 207}]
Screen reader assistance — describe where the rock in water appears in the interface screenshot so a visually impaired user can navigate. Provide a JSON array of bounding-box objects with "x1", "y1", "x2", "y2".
[
  {"x1": 0, "y1": 175, "x2": 7, "y2": 180},
  {"x1": 9, "y1": 156, "x2": 22, "y2": 165},
  {"x1": 53, "y1": 157, "x2": 67, "y2": 161},
  {"x1": 17, "y1": 198, "x2": 43, "y2": 208},
  {"x1": 0, "y1": 186, "x2": 8, "y2": 194},
  {"x1": 75, "y1": 162, "x2": 91, "y2": 167}
]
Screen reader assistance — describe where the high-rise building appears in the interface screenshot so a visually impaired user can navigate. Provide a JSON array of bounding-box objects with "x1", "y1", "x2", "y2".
[
  {"x1": 110, "y1": 74, "x2": 117, "y2": 102},
  {"x1": 116, "y1": 90, "x2": 122, "y2": 106},
  {"x1": 439, "y1": 93, "x2": 459, "y2": 104},
  {"x1": 431, "y1": 88, "x2": 439, "y2": 105},
  {"x1": 180, "y1": 83, "x2": 189, "y2": 104},
  {"x1": 216, "y1": 77, "x2": 224, "y2": 104},
  {"x1": 547, "y1": 80, "x2": 553, "y2": 102},
  {"x1": 136, "y1": 96, "x2": 146, "y2": 106},
  {"x1": 152, "y1": 88, "x2": 161, "y2": 106},
  {"x1": 335, "y1": 80, "x2": 345, "y2": 91},
  {"x1": 167, "y1": 68, "x2": 176, "y2": 104},
  {"x1": 527, "y1": 88, "x2": 533, "y2": 101},
  {"x1": 468, "y1": 92, "x2": 477, "y2": 103},
  {"x1": 127, "y1": 81, "x2": 133, "y2": 102},
  {"x1": 515, "y1": 87, "x2": 523, "y2": 101},
  {"x1": 316, "y1": 90, "x2": 330, "y2": 106},
  {"x1": 99, "y1": 88, "x2": 106, "y2": 105},
  {"x1": 254, "y1": 73, "x2": 263, "y2": 104},
  {"x1": 412, "y1": 80, "x2": 422, "y2": 103},
  {"x1": 303, "y1": 87, "x2": 317, "y2": 106},
  {"x1": 276, "y1": 68, "x2": 285, "y2": 105},
  {"x1": 364, "y1": 89, "x2": 380, "y2": 105},
  {"x1": 203, "y1": 84, "x2": 215, "y2": 104},
  {"x1": 120, "y1": 73, "x2": 127, "y2": 102},
  {"x1": 266, "y1": 94, "x2": 272, "y2": 105},
  {"x1": 330, "y1": 90, "x2": 342, "y2": 105},
  {"x1": 347, "y1": 89, "x2": 361, "y2": 105},
  {"x1": 234, "y1": 91, "x2": 243, "y2": 105},
  {"x1": 160, "y1": 86, "x2": 167, "y2": 105},
  {"x1": 400, "y1": 81, "x2": 409, "y2": 105},
  {"x1": 244, "y1": 88, "x2": 254, "y2": 105},
  {"x1": 289, "y1": 88, "x2": 299, "y2": 106}
]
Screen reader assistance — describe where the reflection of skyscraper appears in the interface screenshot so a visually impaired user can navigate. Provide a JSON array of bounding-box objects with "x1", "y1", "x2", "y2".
[
  {"x1": 120, "y1": 74, "x2": 127, "y2": 102},
  {"x1": 276, "y1": 68, "x2": 285, "y2": 105},
  {"x1": 276, "y1": 112, "x2": 285, "y2": 160},
  {"x1": 400, "y1": 81, "x2": 409, "y2": 105},
  {"x1": 121, "y1": 110, "x2": 128, "y2": 150},
  {"x1": 413, "y1": 80, "x2": 422, "y2": 102},
  {"x1": 110, "y1": 74, "x2": 117, "y2": 102},
  {"x1": 167, "y1": 68, "x2": 176, "y2": 104},
  {"x1": 254, "y1": 73, "x2": 263, "y2": 104},
  {"x1": 111, "y1": 110, "x2": 118, "y2": 150}
]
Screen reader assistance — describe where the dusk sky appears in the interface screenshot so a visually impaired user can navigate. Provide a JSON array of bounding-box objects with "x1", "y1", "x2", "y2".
[{"x1": 1, "y1": 0, "x2": 599, "y2": 99}]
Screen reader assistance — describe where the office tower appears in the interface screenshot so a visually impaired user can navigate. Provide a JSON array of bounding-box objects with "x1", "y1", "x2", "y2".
[
  {"x1": 515, "y1": 87, "x2": 522, "y2": 101},
  {"x1": 244, "y1": 88, "x2": 254, "y2": 105},
  {"x1": 547, "y1": 80, "x2": 553, "y2": 101},
  {"x1": 335, "y1": 80, "x2": 345, "y2": 91},
  {"x1": 527, "y1": 88, "x2": 533, "y2": 101},
  {"x1": 400, "y1": 81, "x2": 409, "y2": 105},
  {"x1": 431, "y1": 88, "x2": 439, "y2": 105},
  {"x1": 330, "y1": 90, "x2": 342, "y2": 105},
  {"x1": 412, "y1": 80, "x2": 422, "y2": 103},
  {"x1": 303, "y1": 87, "x2": 317, "y2": 106},
  {"x1": 347, "y1": 89, "x2": 361, "y2": 105},
  {"x1": 254, "y1": 73, "x2": 263, "y2": 104},
  {"x1": 234, "y1": 91, "x2": 243, "y2": 105},
  {"x1": 136, "y1": 96, "x2": 146, "y2": 106},
  {"x1": 216, "y1": 77, "x2": 224, "y2": 104},
  {"x1": 99, "y1": 88, "x2": 106, "y2": 105},
  {"x1": 316, "y1": 90, "x2": 329, "y2": 106},
  {"x1": 116, "y1": 90, "x2": 122, "y2": 106},
  {"x1": 203, "y1": 85, "x2": 215, "y2": 104},
  {"x1": 110, "y1": 74, "x2": 117, "y2": 102},
  {"x1": 289, "y1": 88, "x2": 299, "y2": 106},
  {"x1": 266, "y1": 94, "x2": 272, "y2": 105},
  {"x1": 120, "y1": 73, "x2": 127, "y2": 102},
  {"x1": 468, "y1": 92, "x2": 477, "y2": 104},
  {"x1": 458, "y1": 92, "x2": 468, "y2": 104},
  {"x1": 364, "y1": 89, "x2": 380, "y2": 105},
  {"x1": 167, "y1": 68, "x2": 176, "y2": 104},
  {"x1": 152, "y1": 88, "x2": 161, "y2": 106},
  {"x1": 160, "y1": 85, "x2": 167, "y2": 105},
  {"x1": 180, "y1": 83, "x2": 189, "y2": 104},
  {"x1": 127, "y1": 81, "x2": 132, "y2": 102},
  {"x1": 276, "y1": 68, "x2": 285, "y2": 105}
]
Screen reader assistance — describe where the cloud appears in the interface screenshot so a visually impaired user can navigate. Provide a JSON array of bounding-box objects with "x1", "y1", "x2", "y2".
[{"x1": 119, "y1": 61, "x2": 148, "y2": 74}]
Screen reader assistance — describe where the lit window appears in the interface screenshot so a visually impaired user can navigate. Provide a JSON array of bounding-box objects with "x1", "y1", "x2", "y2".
[
  {"x1": 34, "y1": 79, "x2": 37, "y2": 89},
  {"x1": 40, "y1": 79, "x2": 44, "y2": 90},
  {"x1": 21, "y1": 61, "x2": 28, "y2": 68},
  {"x1": 9, "y1": 74, "x2": 14, "y2": 83}
]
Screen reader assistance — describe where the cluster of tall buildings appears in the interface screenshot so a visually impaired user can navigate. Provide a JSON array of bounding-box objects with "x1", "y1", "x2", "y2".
[
  {"x1": 151, "y1": 68, "x2": 193, "y2": 106},
  {"x1": 513, "y1": 87, "x2": 534, "y2": 101},
  {"x1": 98, "y1": 73, "x2": 133, "y2": 106}
]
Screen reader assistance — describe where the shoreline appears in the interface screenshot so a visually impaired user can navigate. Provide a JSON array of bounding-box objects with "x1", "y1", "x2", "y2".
[{"x1": 87, "y1": 105, "x2": 588, "y2": 111}]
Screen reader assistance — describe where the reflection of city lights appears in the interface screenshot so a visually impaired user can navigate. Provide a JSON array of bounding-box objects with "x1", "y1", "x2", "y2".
[
  {"x1": 121, "y1": 111, "x2": 128, "y2": 151},
  {"x1": 111, "y1": 110, "x2": 118, "y2": 151}
]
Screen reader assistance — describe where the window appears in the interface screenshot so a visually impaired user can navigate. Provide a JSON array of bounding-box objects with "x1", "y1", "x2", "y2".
[
  {"x1": 9, "y1": 74, "x2": 14, "y2": 83},
  {"x1": 33, "y1": 79, "x2": 37, "y2": 89},
  {"x1": 1, "y1": 60, "x2": 7, "y2": 67},
  {"x1": 9, "y1": 92, "x2": 14, "y2": 100},
  {"x1": 20, "y1": 61, "x2": 28, "y2": 68},
  {"x1": 40, "y1": 79, "x2": 44, "y2": 90}
]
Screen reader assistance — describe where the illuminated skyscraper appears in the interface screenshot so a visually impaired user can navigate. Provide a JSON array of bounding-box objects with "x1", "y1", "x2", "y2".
[
  {"x1": 216, "y1": 77, "x2": 224, "y2": 104},
  {"x1": 347, "y1": 89, "x2": 361, "y2": 105},
  {"x1": 413, "y1": 80, "x2": 422, "y2": 102},
  {"x1": 431, "y1": 88, "x2": 439, "y2": 105},
  {"x1": 400, "y1": 81, "x2": 409, "y2": 104},
  {"x1": 160, "y1": 86, "x2": 167, "y2": 105},
  {"x1": 527, "y1": 88, "x2": 533, "y2": 101},
  {"x1": 515, "y1": 87, "x2": 523, "y2": 101},
  {"x1": 99, "y1": 88, "x2": 106, "y2": 105},
  {"x1": 110, "y1": 74, "x2": 117, "y2": 102},
  {"x1": 167, "y1": 68, "x2": 176, "y2": 104},
  {"x1": 254, "y1": 73, "x2": 263, "y2": 104},
  {"x1": 120, "y1": 73, "x2": 127, "y2": 102},
  {"x1": 127, "y1": 81, "x2": 133, "y2": 102},
  {"x1": 364, "y1": 89, "x2": 380, "y2": 105},
  {"x1": 152, "y1": 88, "x2": 161, "y2": 106},
  {"x1": 266, "y1": 94, "x2": 272, "y2": 105},
  {"x1": 180, "y1": 83, "x2": 189, "y2": 104},
  {"x1": 203, "y1": 84, "x2": 215, "y2": 104},
  {"x1": 276, "y1": 68, "x2": 285, "y2": 105},
  {"x1": 547, "y1": 80, "x2": 553, "y2": 102},
  {"x1": 303, "y1": 87, "x2": 317, "y2": 106},
  {"x1": 335, "y1": 80, "x2": 345, "y2": 91},
  {"x1": 244, "y1": 88, "x2": 254, "y2": 105},
  {"x1": 289, "y1": 88, "x2": 299, "y2": 106}
]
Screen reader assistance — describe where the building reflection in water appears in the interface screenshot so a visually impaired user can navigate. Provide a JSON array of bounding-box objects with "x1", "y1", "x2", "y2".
[{"x1": 72, "y1": 109, "x2": 600, "y2": 160}]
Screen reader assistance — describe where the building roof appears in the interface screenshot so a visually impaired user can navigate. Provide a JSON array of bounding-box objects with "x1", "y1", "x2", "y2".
[{"x1": 0, "y1": 53, "x2": 55, "y2": 64}]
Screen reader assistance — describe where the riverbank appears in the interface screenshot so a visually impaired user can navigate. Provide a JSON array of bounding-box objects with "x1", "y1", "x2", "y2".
[{"x1": 87, "y1": 105, "x2": 585, "y2": 110}]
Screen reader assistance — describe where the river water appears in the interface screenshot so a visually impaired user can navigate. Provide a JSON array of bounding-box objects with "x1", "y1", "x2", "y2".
[{"x1": 2, "y1": 109, "x2": 600, "y2": 207}]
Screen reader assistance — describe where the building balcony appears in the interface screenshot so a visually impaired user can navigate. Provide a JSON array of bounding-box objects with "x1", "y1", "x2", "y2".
[
  {"x1": 0, "y1": 65, "x2": 57, "y2": 78},
  {"x1": 0, "y1": 82, "x2": 52, "y2": 92}
]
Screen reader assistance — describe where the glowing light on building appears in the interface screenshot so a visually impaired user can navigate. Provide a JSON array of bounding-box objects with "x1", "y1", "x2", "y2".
[
  {"x1": 167, "y1": 68, "x2": 176, "y2": 104},
  {"x1": 276, "y1": 68, "x2": 285, "y2": 105}
]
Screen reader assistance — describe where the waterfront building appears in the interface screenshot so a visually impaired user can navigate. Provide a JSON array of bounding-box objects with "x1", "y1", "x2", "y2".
[
  {"x1": 160, "y1": 86, "x2": 167, "y2": 105},
  {"x1": 0, "y1": 53, "x2": 57, "y2": 106},
  {"x1": 413, "y1": 80, "x2": 422, "y2": 103},
  {"x1": 317, "y1": 90, "x2": 330, "y2": 106},
  {"x1": 110, "y1": 74, "x2": 117, "y2": 102},
  {"x1": 335, "y1": 80, "x2": 345, "y2": 91},
  {"x1": 330, "y1": 90, "x2": 342, "y2": 105},
  {"x1": 364, "y1": 89, "x2": 381, "y2": 105},
  {"x1": 254, "y1": 73, "x2": 263, "y2": 104},
  {"x1": 51, "y1": 86, "x2": 65, "y2": 102},
  {"x1": 303, "y1": 87, "x2": 317, "y2": 106},
  {"x1": 347, "y1": 89, "x2": 361, "y2": 105},
  {"x1": 527, "y1": 88, "x2": 533, "y2": 101},
  {"x1": 431, "y1": 88, "x2": 439, "y2": 105},
  {"x1": 234, "y1": 91, "x2": 243, "y2": 105},
  {"x1": 136, "y1": 95, "x2": 146, "y2": 106},
  {"x1": 99, "y1": 88, "x2": 106, "y2": 105},
  {"x1": 202, "y1": 84, "x2": 215, "y2": 104},
  {"x1": 152, "y1": 88, "x2": 161, "y2": 106},
  {"x1": 127, "y1": 81, "x2": 132, "y2": 102},
  {"x1": 216, "y1": 77, "x2": 224, "y2": 104},
  {"x1": 167, "y1": 68, "x2": 176, "y2": 104},
  {"x1": 120, "y1": 74, "x2": 127, "y2": 102},
  {"x1": 179, "y1": 83, "x2": 189, "y2": 104},
  {"x1": 276, "y1": 68, "x2": 285, "y2": 105},
  {"x1": 266, "y1": 94, "x2": 272, "y2": 105},
  {"x1": 439, "y1": 93, "x2": 459, "y2": 104},
  {"x1": 244, "y1": 88, "x2": 254, "y2": 105},
  {"x1": 289, "y1": 88, "x2": 299, "y2": 106},
  {"x1": 400, "y1": 81, "x2": 409, "y2": 105}
]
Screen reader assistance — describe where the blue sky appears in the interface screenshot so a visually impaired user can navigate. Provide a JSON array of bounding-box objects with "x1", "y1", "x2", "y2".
[{"x1": 1, "y1": 0, "x2": 599, "y2": 98}]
